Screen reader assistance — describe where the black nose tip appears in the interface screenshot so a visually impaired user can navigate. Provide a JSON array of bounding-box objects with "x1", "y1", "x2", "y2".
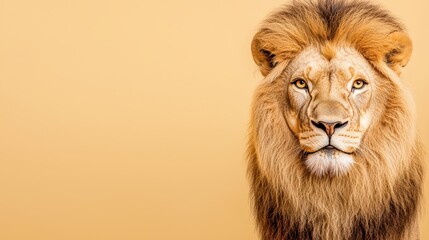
[{"x1": 311, "y1": 120, "x2": 348, "y2": 137}]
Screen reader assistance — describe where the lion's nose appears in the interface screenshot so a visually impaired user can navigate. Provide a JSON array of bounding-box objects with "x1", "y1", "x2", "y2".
[{"x1": 311, "y1": 121, "x2": 348, "y2": 137}]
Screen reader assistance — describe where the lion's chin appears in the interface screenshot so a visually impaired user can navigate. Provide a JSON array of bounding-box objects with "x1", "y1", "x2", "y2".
[{"x1": 304, "y1": 149, "x2": 354, "y2": 176}]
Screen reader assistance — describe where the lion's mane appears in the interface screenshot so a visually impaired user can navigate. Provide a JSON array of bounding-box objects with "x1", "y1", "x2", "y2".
[{"x1": 247, "y1": 0, "x2": 424, "y2": 239}]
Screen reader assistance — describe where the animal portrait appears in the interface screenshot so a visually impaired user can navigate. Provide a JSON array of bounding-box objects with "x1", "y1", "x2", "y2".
[{"x1": 247, "y1": 0, "x2": 424, "y2": 239}]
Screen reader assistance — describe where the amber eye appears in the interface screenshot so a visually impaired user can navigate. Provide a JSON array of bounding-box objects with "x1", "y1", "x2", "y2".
[
  {"x1": 293, "y1": 79, "x2": 308, "y2": 89},
  {"x1": 352, "y1": 79, "x2": 366, "y2": 90}
]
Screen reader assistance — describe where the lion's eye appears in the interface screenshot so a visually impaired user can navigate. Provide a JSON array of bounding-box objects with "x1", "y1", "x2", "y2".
[
  {"x1": 352, "y1": 79, "x2": 366, "y2": 90},
  {"x1": 293, "y1": 79, "x2": 308, "y2": 89}
]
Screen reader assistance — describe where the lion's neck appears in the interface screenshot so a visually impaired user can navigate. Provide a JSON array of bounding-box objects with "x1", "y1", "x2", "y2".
[{"x1": 248, "y1": 151, "x2": 422, "y2": 240}]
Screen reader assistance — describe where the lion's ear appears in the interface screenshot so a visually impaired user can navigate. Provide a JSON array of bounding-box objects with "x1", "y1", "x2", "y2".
[
  {"x1": 381, "y1": 32, "x2": 412, "y2": 75},
  {"x1": 251, "y1": 31, "x2": 296, "y2": 76},
  {"x1": 251, "y1": 33, "x2": 277, "y2": 76}
]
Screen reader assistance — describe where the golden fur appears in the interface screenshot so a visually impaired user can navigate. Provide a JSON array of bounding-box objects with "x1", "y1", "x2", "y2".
[{"x1": 248, "y1": 0, "x2": 424, "y2": 239}]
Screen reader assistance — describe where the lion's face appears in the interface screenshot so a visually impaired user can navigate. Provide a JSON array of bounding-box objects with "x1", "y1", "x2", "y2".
[
  {"x1": 284, "y1": 46, "x2": 376, "y2": 176},
  {"x1": 250, "y1": 0, "x2": 415, "y2": 179}
]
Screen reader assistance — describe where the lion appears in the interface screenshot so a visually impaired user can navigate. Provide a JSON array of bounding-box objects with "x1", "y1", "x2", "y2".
[{"x1": 247, "y1": 0, "x2": 424, "y2": 239}]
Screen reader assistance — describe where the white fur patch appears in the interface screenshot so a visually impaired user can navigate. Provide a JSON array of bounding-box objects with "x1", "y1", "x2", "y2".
[{"x1": 305, "y1": 149, "x2": 354, "y2": 176}]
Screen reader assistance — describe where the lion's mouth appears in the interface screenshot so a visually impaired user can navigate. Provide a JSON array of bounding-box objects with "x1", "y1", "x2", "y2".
[
  {"x1": 307, "y1": 145, "x2": 353, "y2": 155},
  {"x1": 304, "y1": 147, "x2": 355, "y2": 176}
]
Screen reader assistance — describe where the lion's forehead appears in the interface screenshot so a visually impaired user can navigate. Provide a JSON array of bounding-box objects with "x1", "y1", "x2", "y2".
[{"x1": 289, "y1": 46, "x2": 373, "y2": 84}]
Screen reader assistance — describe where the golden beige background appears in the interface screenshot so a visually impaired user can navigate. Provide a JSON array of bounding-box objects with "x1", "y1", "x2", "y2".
[{"x1": 0, "y1": 0, "x2": 427, "y2": 239}]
